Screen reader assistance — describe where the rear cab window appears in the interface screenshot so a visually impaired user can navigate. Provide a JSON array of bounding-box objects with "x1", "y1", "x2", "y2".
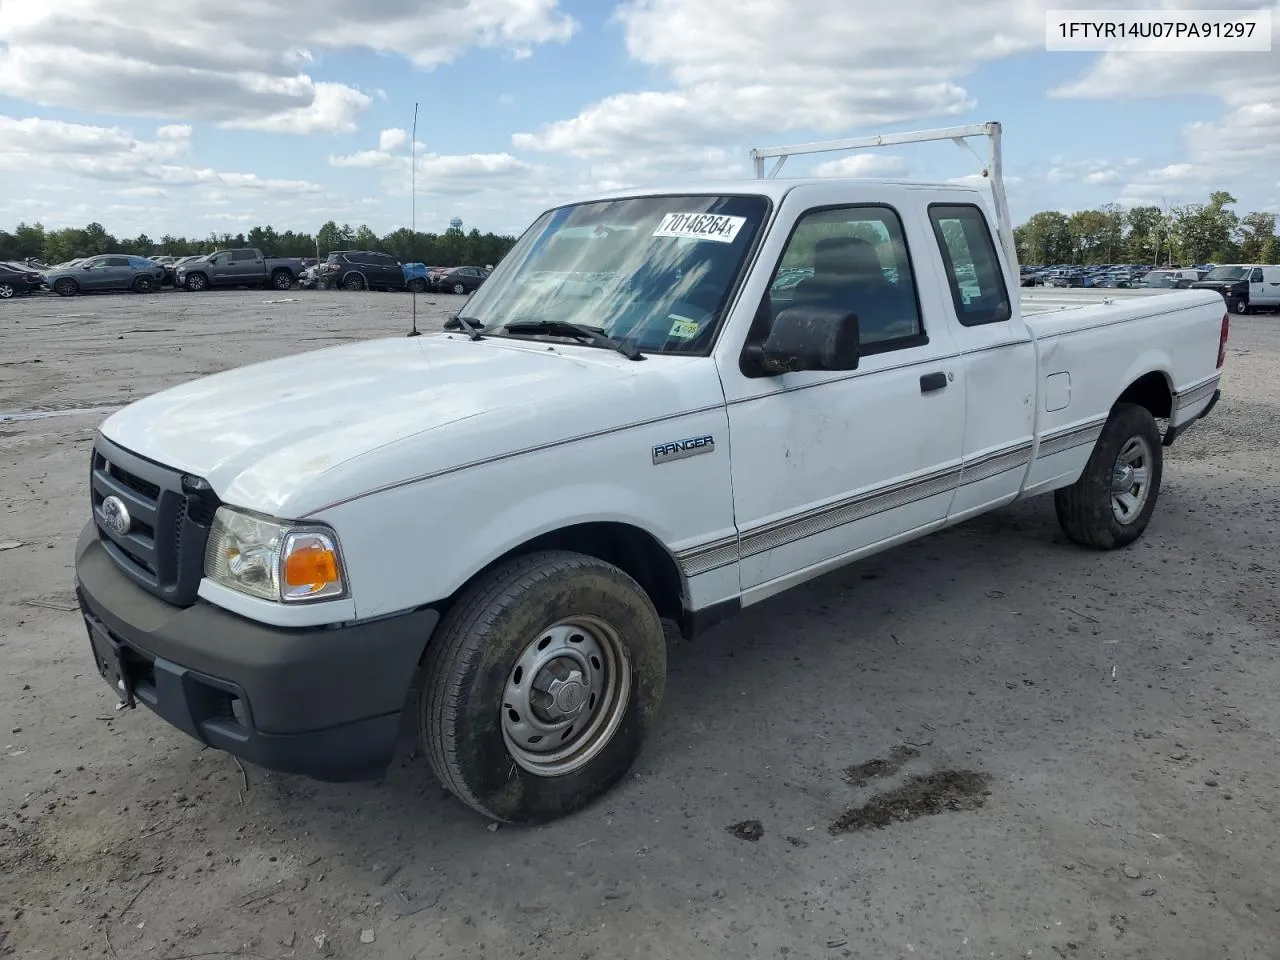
[{"x1": 928, "y1": 203, "x2": 1011, "y2": 326}]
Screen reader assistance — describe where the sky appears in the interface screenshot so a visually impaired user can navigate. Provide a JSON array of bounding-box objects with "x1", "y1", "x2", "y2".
[{"x1": 0, "y1": 0, "x2": 1277, "y2": 240}]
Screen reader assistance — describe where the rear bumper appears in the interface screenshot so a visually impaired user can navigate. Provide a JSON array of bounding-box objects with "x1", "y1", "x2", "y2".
[
  {"x1": 1163, "y1": 388, "x2": 1220, "y2": 447},
  {"x1": 74, "y1": 522, "x2": 438, "y2": 781}
]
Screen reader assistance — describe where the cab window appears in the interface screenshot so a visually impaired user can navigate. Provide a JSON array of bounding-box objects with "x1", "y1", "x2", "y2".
[
  {"x1": 928, "y1": 203, "x2": 1011, "y2": 326},
  {"x1": 759, "y1": 204, "x2": 925, "y2": 353}
]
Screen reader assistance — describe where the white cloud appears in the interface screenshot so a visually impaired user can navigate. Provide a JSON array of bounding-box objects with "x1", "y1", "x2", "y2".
[
  {"x1": 1049, "y1": 1, "x2": 1280, "y2": 204},
  {"x1": 0, "y1": 114, "x2": 323, "y2": 196},
  {"x1": 379, "y1": 128, "x2": 408, "y2": 152},
  {"x1": 0, "y1": 0, "x2": 576, "y2": 132},
  {"x1": 330, "y1": 136, "x2": 540, "y2": 197},
  {"x1": 512, "y1": 0, "x2": 1057, "y2": 166},
  {"x1": 813, "y1": 155, "x2": 910, "y2": 178}
]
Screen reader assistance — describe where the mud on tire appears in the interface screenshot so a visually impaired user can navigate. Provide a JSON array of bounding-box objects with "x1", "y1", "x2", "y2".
[
  {"x1": 1054, "y1": 402, "x2": 1164, "y2": 550},
  {"x1": 418, "y1": 550, "x2": 666, "y2": 824}
]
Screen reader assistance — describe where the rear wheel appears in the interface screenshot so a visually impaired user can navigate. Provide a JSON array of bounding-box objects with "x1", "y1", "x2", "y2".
[
  {"x1": 452, "y1": 281, "x2": 466, "y2": 295},
  {"x1": 271, "y1": 270, "x2": 293, "y2": 290},
  {"x1": 54, "y1": 278, "x2": 78, "y2": 297},
  {"x1": 407, "y1": 278, "x2": 427, "y2": 293},
  {"x1": 418, "y1": 550, "x2": 666, "y2": 824},
  {"x1": 1054, "y1": 402, "x2": 1163, "y2": 550}
]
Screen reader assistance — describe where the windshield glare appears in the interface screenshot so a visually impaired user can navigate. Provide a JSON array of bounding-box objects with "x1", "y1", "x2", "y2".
[
  {"x1": 458, "y1": 194, "x2": 769, "y2": 354},
  {"x1": 1205, "y1": 266, "x2": 1247, "y2": 280}
]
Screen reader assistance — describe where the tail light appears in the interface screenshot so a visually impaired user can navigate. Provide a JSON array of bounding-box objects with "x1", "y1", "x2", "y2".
[{"x1": 1217, "y1": 312, "x2": 1229, "y2": 368}]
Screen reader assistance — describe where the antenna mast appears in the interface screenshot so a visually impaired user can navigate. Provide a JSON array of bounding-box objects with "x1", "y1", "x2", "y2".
[{"x1": 407, "y1": 100, "x2": 421, "y2": 337}]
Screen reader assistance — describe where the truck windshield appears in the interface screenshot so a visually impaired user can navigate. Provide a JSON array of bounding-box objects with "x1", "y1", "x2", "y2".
[
  {"x1": 458, "y1": 194, "x2": 769, "y2": 354},
  {"x1": 1204, "y1": 266, "x2": 1247, "y2": 280}
]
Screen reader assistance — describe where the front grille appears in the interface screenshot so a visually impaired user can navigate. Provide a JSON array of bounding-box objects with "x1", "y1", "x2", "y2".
[{"x1": 90, "y1": 436, "x2": 219, "y2": 607}]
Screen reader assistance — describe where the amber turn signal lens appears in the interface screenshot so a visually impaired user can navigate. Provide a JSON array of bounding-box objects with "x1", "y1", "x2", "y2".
[{"x1": 283, "y1": 544, "x2": 339, "y2": 587}]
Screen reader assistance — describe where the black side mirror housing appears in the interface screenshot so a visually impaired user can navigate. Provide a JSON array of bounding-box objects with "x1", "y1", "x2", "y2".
[{"x1": 747, "y1": 305, "x2": 860, "y2": 376}]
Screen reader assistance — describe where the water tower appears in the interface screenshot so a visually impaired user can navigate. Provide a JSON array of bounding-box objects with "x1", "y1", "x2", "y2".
[{"x1": 449, "y1": 217, "x2": 463, "y2": 231}]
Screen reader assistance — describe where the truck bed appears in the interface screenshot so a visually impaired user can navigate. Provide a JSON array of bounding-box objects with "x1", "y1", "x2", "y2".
[{"x1": 1019, "y1": 286, "x2": 1198, "y2": 317}]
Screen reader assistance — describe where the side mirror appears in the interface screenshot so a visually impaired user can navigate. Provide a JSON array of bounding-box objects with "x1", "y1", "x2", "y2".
[
  {"x1": 748, "y1": 305, "x2": 860, "y2": 375},
  {"x1": 82, "y1": 264, "x2": 92, "y2": 270}
]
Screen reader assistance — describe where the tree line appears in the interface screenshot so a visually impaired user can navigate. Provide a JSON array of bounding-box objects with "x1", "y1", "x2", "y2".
[
  {"x1": 0, "y1": 219, "x2": 520, "y2": 268},
  {"x1": 5, "y1": 190, "x2": 1278, "y2": 272},
  {"x1": 1015, "y1": 191, "x2": 1280, "y2": 266}
]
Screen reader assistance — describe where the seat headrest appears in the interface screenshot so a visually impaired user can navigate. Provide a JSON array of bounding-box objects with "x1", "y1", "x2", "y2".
[{"x1": 812, "y1": 236, "x2": 884, "y2": 279}]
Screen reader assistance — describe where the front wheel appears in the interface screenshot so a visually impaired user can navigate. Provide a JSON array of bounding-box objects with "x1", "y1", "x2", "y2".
[
  {"x1": 184, "y1": 273, "x2": 207, "y2": 292},
  {"x1": 54, "y1": 278, "x2": 78, "y2": 297},
  {"x1": 1233, "y1": 298, "x2": 1250, "y2": 315},
  {"x1": 132, "y1": 275, "x2": 155, "y2": 294},
  {"x1": 1054, "y1": 402, "x2": 1164, "y2": 550},
  {"x1": 0, "y1": 282, "x2": 15, "y2": 299},
  {"x1": 418, "y1": 550, "x2": 666, "y2": 824}
]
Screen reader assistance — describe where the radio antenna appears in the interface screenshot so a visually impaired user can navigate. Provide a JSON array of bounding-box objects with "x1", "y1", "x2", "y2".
[{"x1": 407, "y1": 100, "x2": 421, "y2": 337}]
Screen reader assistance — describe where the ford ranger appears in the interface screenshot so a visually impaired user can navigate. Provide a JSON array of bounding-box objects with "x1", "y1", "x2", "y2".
[{"x1": 74, "y1": 123, "x2": 1228, "y2": 824}]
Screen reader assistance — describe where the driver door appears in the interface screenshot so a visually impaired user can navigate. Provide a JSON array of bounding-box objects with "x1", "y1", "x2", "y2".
[{"x1": 717, "y1": 185, "x2": 966, "y2": 600}]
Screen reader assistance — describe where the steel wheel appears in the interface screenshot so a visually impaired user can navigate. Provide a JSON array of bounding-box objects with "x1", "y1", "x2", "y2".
[
  {"x1": 1110, "y1": 434, "x2": 1153, "y2": 524},
  {"x1": 501, "y1": 616, "x2": 632, "y2": 777}
]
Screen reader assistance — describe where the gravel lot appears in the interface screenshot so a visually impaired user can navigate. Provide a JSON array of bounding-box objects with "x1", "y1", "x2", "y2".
[{"x1": 2, "y1": 288, "x2": 1279, "y2": 960}]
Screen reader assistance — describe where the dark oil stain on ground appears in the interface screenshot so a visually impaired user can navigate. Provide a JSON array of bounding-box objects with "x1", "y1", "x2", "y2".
[
  {"x1": 830, "y1": 770, "x2": 993, "y2": 834},
  {"x1": 842, "y1": 744, "x2": 920, "y2": 787},
  {"x1": 726, "y1": 819, "x2": 764, "y2": 842}
]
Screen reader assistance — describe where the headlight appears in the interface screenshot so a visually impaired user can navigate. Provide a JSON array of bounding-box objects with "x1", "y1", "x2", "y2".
[{"x1": 204, "y1": 507, "x2": 348, "y2": 603}]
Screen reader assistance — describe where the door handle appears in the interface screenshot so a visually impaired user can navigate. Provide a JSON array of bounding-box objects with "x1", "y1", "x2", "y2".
[{"x1": 920, "y1": 371, "x2": 948, "y2": 393}]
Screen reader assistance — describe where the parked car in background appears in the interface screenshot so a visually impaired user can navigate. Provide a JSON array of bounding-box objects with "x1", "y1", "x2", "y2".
[
  {"x1": 1190, "y1": 263, "x2": 1280, "y2": 315},
  {"x1": 45, "y1": 254, "x2": 165, "y2": 297},
  {"x1": 1140, "y1": 268, "x2": 1201, "y2": 289},
  {"x1": 0, "y1": 261, "x2": 45, "y2": 298},
  {"x1": 318, "y1": 250, "x2": 412, "y2": 292},
  {"x1": 432, "y1": 265, "x2": 490, "y2": 294},
  {"x1": 176, "y1": 248, "x2": 302, "y2": 291}
]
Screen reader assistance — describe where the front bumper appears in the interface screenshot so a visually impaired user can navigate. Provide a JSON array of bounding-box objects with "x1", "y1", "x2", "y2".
[{"x1": 74, "y1": 522, "x2": 438, "y2": 781}]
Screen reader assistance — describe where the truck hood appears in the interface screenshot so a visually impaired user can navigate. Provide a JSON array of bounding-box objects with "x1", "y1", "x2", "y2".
[{"x1": 99, "y1": 334, "x2": 654, "y2": 515}]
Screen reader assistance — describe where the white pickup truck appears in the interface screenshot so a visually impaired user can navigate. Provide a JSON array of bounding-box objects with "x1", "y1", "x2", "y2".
[{"x1": 75, "y1": 123, "x2": 1228, "y2": 824}]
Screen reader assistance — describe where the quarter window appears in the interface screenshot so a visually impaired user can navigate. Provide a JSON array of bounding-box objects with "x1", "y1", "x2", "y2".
[
  {"x1": 928, "y1": 203, "x2": 1011, "y2": 326},
  {"x1": 761, "y1": 204, "x2": 925, "y2": 352}
]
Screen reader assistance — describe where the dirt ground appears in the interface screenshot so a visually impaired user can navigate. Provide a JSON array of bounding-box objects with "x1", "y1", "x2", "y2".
[{"x1": 2, "y1": 288, "x2": 1278, "y2": 960}]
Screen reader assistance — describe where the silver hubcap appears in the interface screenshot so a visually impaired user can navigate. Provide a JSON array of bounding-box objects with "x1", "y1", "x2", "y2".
[
  {"x1": 501, "y1": 617, "x2": 631, "y2": 777},
  {"x1": 1111, "y1": 435, "x2": 1152, "y2": 524}
]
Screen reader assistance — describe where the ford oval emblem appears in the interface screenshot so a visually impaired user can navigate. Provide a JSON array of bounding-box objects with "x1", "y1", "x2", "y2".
[{"x1": 101, "y1": 495, "x2": 132, "y2": 536}]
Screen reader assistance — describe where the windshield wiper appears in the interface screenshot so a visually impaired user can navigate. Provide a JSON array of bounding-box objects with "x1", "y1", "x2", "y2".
[
  {"x1": 502, "y1": 320, "x2": 644, "y2": 361},
  {"x1": 442, "y1": 314, "x2": 484, "y2": 340}
]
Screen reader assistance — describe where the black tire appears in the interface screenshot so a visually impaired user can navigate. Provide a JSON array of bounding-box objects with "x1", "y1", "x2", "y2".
[
  {"x1": 132, "y1": 275, "x2": 155, "y2": 294},
  {"x1": 451, "y1": 281, "x2": 467, "y2": 295},
  {"x1": 1054, "y1": 402, "x2": 1164, "y2": 550},
  {"x1": 54, "y1": 278, "x2": 78, "y2": 297},
  {"x1": 1233, "y1": 298, "x2": 1250, "y2": 315},
  {"x1": 271, "y1": 270, "x2": 294, "y2": 290},
  {"x1": 419, "y1": 550, "x2": 666, "y2": 824},
  {"x1": 185, "y1": 273, "x2": 208, "y2": 292},
  {"x1": 342, "y1": 273, "x2": 366, "y2": 291},
  {"x1": 407, "y1": 278, "x2": 427, "y2": 293},
  {"x1": 0, "y1": 282, "x2": 15, "y2": 299}
]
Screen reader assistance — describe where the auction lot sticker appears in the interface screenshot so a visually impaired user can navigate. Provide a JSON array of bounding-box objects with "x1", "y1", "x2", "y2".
[{"x1": 653, "y1": 212, "x2": 746, "y2": 243}]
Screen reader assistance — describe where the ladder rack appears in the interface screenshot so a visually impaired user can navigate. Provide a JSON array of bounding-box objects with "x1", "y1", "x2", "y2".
[{"x1": 749, "y1": 121, "x2": 1020, "y2": 277}]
